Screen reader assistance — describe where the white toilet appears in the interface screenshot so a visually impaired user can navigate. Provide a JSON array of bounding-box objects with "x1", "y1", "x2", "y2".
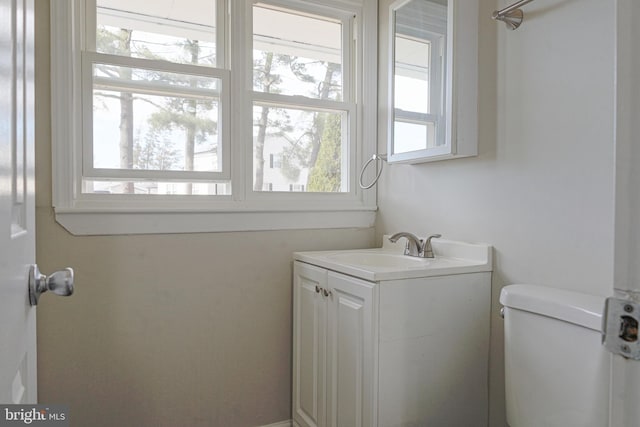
[{"x1": 500, "y1": 284, "x2": 611, "y2": 427}]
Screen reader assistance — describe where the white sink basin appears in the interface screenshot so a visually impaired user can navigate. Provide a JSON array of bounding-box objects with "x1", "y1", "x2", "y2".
[
  {"x1": 294, "y1": 237, "x2": 492, "y2": 281},
  {"x1": 325, "y1": 252, "x2": 430, "y2": 269}
]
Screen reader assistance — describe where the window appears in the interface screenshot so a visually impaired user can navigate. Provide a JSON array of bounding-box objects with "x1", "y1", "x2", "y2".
[
  {"x1": 269, "y1": 154, "x2": 282, "y2": 169},
  {"x1": 51, "y1": 0, "x2": 377, "y2": 234},
  {"x1": 252, "y1": 3, "x2": 351, "y2": 194},
  {"x1": 84, "y1": 0, "x2": 230, "y2": 196}
]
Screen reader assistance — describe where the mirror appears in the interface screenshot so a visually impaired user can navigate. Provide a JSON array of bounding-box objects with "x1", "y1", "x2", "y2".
[{"x1": 388, "y1": 0, "x2": 478, "y2": 164}]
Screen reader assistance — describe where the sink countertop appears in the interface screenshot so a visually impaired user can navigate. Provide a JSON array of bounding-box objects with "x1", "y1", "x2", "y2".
[{"x1": 294, "y1": 237, "x2": 493, "y2": 282}]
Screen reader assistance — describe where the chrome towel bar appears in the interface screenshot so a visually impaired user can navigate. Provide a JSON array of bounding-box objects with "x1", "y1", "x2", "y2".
[{"x1": 492, "y1": 0, "x2": 535, "y2": 30}]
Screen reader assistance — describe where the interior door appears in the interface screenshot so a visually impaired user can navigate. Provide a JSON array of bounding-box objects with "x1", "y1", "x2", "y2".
[
  {"x1": 610, "y1": 0, "x2": 640, "y2": 425},
  {"x1": 0, "y1": 0, "x2": 37, "y2": 404}
]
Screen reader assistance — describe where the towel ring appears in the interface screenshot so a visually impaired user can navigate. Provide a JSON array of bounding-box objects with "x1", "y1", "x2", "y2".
[{"x1": 359, "y1": 154, "x2": 387, "y2": 189}]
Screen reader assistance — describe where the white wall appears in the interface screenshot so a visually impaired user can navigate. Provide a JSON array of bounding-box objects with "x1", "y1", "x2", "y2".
[
  {"x1": 377, "y1": 0, "x2": 616, "y2": 425},
  {"x1": 34, "y1": 2, "x2": 375, "y2": 426}
]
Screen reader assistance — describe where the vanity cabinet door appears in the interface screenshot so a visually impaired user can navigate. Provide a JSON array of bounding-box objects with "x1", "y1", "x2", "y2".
[
  {"x1": 293, "y1": 262, "x2": 328, "y2": 427},
  {"x1": 326, "y1": 272, "x2": 376, "y2": 427}
]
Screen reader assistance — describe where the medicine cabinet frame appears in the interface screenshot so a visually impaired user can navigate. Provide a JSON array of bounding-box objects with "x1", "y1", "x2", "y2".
[{"x1": 387, "y1": 0, "x2": 478, "y2": 164}]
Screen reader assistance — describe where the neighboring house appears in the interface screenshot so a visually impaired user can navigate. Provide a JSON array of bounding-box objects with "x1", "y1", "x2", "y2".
[{"x1": 257, "y1": 135, "x2": 310, "y2": 192}]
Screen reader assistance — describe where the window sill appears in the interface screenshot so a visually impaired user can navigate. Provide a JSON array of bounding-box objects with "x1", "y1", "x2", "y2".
[{"x1": 54, "y1": 207, "x2": 377, "y2": 235}]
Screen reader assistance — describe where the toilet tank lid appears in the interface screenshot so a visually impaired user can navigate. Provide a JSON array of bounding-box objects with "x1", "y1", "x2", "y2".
[{"x1": 500, "y1": 284, "x2": 605, "y2": 331}]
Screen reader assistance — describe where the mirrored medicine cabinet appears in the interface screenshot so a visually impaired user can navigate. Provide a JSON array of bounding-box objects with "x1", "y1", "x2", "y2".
[{"x1": 388, "y1": 0, "x2": 478, "y2": 163}]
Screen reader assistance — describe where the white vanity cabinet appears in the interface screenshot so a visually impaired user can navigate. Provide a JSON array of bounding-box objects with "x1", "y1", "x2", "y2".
[
  {"x1": 292, "y1": 246, "x2": 492, "y2": 427},
  {"x1": 292, "y1": 262, "x2": 376, "y2": 427}
]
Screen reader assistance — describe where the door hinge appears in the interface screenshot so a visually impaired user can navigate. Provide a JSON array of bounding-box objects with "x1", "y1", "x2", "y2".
[{"x1": 603, "y1": 297, "x2": 640, "y2": 360}]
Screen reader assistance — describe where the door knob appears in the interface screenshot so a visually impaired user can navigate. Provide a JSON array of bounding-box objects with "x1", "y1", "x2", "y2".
[{"x1": 29, "y1": 265, "x2": 74, "y2": 306}]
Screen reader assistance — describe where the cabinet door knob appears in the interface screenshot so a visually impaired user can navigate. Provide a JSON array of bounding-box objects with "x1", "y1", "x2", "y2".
[
  {"x1": 315, "y1": 285, "x2": 321, "y2": 294},
  {"x1": 323, "y1": 289, "x2": 332, "y2": 297}
]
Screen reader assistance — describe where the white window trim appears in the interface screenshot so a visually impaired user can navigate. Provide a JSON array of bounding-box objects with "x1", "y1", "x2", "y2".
[{"x1": 50, "y1": 0, "x2": 378, "y2": 235}]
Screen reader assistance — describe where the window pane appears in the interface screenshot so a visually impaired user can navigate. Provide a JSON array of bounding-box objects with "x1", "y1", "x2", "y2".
[
  {"x1": 253, "y1": 4, "x2": 342, "y2": 100},
  {"x1": 83, "y1": 180, "x2": 231, "y2": 196},
  {"x1": 96, "y1": 0, "x2": 216, "y2": 66},
  {"x1": 253, "y1": 105, "x2": 347, "y2": 193},
  {"x1": 92, "y1": 64, "x2": 222, "y2": 173},
  {"x1": 394, "y1": 36, "x2": 431, "y2": 114},
  {"x1": 394, "y1": 120, "x2": 437, "y2": 152},
  {"x1": 93, "y1": 89, "x2": 220, "y2": 172}
]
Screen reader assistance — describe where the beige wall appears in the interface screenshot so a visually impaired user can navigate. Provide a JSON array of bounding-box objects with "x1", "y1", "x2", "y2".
[
  {"x1": 34, "y1": 2, "x2": 375, "y2": 426},
  {"x1": 377, "y1": 0, "x2": 615, "y2": 425}
]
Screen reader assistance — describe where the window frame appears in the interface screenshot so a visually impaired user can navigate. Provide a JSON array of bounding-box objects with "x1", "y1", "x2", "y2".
[
  {"x1": 82, "y1": 51, "x2": 232, "y2": 182},
  {"x1": 248, "y1": 1, "x2": 355, "y2": 195},
  {"x1": 50, "y1": 0, "x2": 378, "y2": 235}
]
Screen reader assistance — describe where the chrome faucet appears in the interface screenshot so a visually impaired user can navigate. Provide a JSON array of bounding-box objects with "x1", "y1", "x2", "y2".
[
  {"x1": 388, "y1": 232, "x2": 442, "y2": 258},
  {"x1": 388, "y1": 232, "x2": 423, "y2": 256}
]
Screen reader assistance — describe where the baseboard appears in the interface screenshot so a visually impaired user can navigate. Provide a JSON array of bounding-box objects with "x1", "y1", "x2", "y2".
[{"x1": 259, "y1": 420, "x2": 292, "y2": 427}]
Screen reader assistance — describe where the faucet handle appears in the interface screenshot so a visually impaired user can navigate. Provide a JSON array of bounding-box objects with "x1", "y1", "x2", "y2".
[{"x1": 423, "y1": 234, "x2": 442, "y2": 258}]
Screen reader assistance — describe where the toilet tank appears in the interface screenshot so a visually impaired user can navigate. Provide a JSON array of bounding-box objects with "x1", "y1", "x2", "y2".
[{"x1": 500, "y1": 284, "x2": 610, "y2": 427}]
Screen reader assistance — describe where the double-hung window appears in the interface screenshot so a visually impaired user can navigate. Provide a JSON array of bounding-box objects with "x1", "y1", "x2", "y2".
[
  {"x1": 51, "y1": 0, "x2": 377, "y2": 234},
  {"x1": 84, "y1": 0, "x2": 230, "y2": 196},
  {"x1": 250, "y1": 2, "x2": 353, "y2": 194}
]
